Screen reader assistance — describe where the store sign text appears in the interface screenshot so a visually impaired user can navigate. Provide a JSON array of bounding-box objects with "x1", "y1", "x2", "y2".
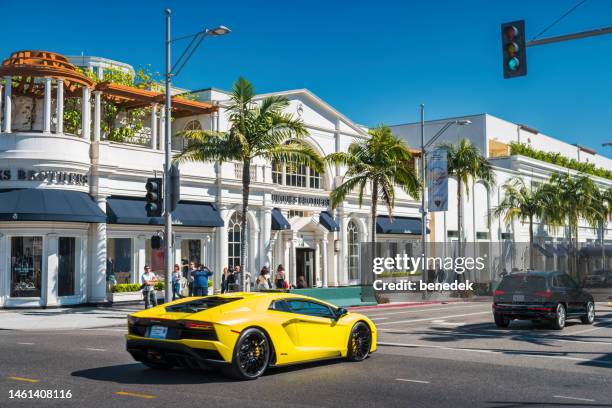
[
  {"x1": 0, "y1": 169, "x2": 89, "y2": 185},
  {"x1": 272, "y1": 194, "x2": 329, "y2": 207}
]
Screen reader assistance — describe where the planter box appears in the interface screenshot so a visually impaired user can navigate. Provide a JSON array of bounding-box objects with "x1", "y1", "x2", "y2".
[{"x1": 108, "y1": 291, "x2": 164, "y2": 304}]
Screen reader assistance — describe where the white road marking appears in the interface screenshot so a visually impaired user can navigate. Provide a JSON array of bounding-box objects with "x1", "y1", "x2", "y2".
[
  {"x1": 379, "y1": 341, "x2": 612, "y2": 365},
  {"x1": 553, "y1": 395, "x2": 595, "y2": 402},
  {"x1": 431, "y1": 320, "x2": 465, "y2": 326},
  {"x1": 369, "y1": 317, "x2": 388, "y2": 321},
  {"x1": 377, "y1": 311, "x2": 490, "y2": 326},
  {"x1": 395, "y1": 378, "x2": 430, "y2": 384},
  {"x1": 364, "y1": 304, "x2": 482, "y2": 317},
  {"x1": 17, "y1": 342, "x2": 34, "y2": 345},
  {"x1": 85, "y1": 347, "x2": 107, "y2": 352}
]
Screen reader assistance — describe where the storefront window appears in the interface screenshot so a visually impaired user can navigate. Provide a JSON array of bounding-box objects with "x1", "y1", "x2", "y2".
[
  {"x1": 347, "y1": 220, "x2": 360, "y2": 281},
  {"x1": 107, "y1": 238, "x2": 133, "y2": 284},
  {"x1": 228, "y1": 213, "x2": 242, "y2": 269},
  {"x1": 58, "y1": 237, "x2": 76, "y2": 297},
  {"x1": 309, "y1": 168, "x2": 321, "y2": 189},
  {"x1": 181, "y1": 239, "x2": 201, "y2": 266},
  {"x1": 286, "y1": 163, "x2": 307, "y2": 187},
  {"x1": 11, "y1": 236, "x2": 43, "y2": 298},
  {"x1": 146, "y1": 239, "x2": 166, "y2": 283}
]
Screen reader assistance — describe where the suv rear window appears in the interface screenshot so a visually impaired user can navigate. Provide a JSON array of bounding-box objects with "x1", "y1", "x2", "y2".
[
  {"x1": 165, "y1": 297, "x2": 241, "y2": 313},
  {"x1": 498, "y1": 275, "x2": 548, "y2": 292}
]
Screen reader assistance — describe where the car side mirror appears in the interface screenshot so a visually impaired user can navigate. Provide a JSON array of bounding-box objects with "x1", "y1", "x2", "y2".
[{"x1": 335, "y1": 307, "x2": 348, "y2": 320}]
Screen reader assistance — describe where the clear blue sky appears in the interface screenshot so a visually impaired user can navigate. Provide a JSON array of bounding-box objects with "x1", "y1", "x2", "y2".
[{"x1": 3, "y1": 0, "x2": 612, "y2": 155}]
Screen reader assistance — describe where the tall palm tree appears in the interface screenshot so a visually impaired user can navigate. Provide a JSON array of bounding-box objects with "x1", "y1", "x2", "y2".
[
  {"x1": 175, "y1": 77, "x2": 324, "y2": 289},
  {"x1": 492, "y1": 177, "x2": 557, "y2": 269},
  {"x1": 441, "y1": 138, "x2": 496, "y2": 245},
  {"x1": 326, "y1": 125, "x2": 421, "y2": 256}
]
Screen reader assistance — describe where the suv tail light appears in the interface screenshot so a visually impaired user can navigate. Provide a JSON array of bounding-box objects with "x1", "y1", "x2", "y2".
[
  {"x1": 535, "y1": 290, "x2": 553, "y2": 298},
  {"x1": 494, "y1": 289, "x2": 505, "y2": 296}
]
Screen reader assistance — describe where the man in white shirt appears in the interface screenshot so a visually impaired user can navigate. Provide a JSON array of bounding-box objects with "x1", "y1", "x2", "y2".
[{"x1": 141, "y1": 265, "x2": 158, "y2": 309}]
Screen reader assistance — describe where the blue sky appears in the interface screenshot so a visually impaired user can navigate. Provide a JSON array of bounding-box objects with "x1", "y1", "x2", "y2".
[{"x1": 3, "y1": 0, "x2": 612, "y2": 155}]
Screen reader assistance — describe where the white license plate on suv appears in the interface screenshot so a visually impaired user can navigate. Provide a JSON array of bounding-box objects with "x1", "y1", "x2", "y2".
[
  {"x1": 512, "y1": 294, "x2": 525, "y2": 302},
  {"x1": 148, "y1": 325, "x2": 168, "y2": 339}
]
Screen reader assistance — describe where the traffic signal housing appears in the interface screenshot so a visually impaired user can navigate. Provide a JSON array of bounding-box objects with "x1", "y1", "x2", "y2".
[
  {"x1": 145, "y1": 177, "x2": 163, "y2": 217},
  {"x1": 169, "y1": 164, "x2": 180, "y2": 212},
  {"x1": 501, "y1": 20, "x2": 527, "y2": 78}
]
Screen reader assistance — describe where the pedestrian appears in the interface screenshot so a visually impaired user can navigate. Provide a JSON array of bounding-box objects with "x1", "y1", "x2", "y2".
[
  {"x1": 256, "y1": 267, "x2": 272, "y2": 291},
  {"x1": 193, "y1": 264, "x2": 214, "y2": 296},
  {"x1": 187, "y1": 261, "x2": 197, "y2": 296},
  {"x1": 275, "y1": 264, "x2": 288, "y2": 289},
  {"x1": 221, "y1": 267, "x2": 229, "y2": 293},
  {"x1": 226, "y1": 266, "x2": 237, "y2": 292},
  {"x1": 172, "y1": 264, "x2": 183, "y2": 300},
  {"x1": 141, "y1": 265, "x2": 158, "y2": 309},
  {"x1": 297, "y1": 275, "x2": 308, "y2": 289}
]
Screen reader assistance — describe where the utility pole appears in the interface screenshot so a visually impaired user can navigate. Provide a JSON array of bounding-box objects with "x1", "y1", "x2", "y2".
[{"x1": 164, "y1": 9, "x2": 173, "y2": 303}]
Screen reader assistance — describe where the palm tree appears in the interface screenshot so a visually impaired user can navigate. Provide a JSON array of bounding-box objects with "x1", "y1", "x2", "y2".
[
  {"x1": 326, "y1": 125, "x2": 421, "y2": 255},
  {"x1": 492, "y1": 177, "x2": 557, "y2": 269},
  {"x1": 175, "y1": 77, "x2": 324, "y2": 289},
  {"x1": 441, "y1": 138, "x2": 496, "y2": 245}
]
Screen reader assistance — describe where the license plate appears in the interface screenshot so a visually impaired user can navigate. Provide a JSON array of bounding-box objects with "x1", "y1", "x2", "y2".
[
  {"x1": 148, "y1": 325, "x2": 168, "y2": 339},
  {"x1": 513, "y1": 294, "x2": 525, "y2": 302}
]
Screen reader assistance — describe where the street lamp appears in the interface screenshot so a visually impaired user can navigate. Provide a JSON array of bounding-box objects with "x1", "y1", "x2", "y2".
[
  {"x1": 419, "y1": 104, "x2": 470, "y2": 271},
  {"x1": 163, "y1": 9, "x2": 230, "y2": 302}
]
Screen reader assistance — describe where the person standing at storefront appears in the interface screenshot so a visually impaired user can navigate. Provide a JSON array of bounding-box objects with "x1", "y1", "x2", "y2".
[
  {"x1": 187, "y1": 261, "x2": 197, "y2": 296},
  {"x1": 256, "y1": 267, "x2": 272, "y2": 291},
  {"x1": 141, "y1": 265, "x2": 158, "y2": 309},
  {"x1": 172, "y1": 264, "x2": 183, "y2": 301},
  {"x1": 275, "y1": 264, "x2": 288, "y2": 290},
  {"x1": 193, "y1": 264, "x2": 214, "y2": 296}
]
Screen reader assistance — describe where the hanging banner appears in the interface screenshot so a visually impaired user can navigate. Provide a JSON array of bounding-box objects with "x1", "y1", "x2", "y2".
[{"x1": 427, "y1": 148, "x2": 448, "y2": 212}]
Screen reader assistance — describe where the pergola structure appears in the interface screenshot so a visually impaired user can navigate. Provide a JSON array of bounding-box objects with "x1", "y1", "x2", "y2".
[{"x1": 0, "y1": 50, "x2": 217, "y2": 149}]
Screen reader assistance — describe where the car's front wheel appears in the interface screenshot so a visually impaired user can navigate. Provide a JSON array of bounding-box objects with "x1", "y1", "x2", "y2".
[
  {"x1": 224, "y1": 328, "x2": 270, "y2": 380},
  {"x1": 347, "y1": 322, "x2": 372, "y2": 362},
  {"x1": 551, "y1": 303, "x2": 566, "y2": 330},
  {"x1": 580, "y1": 301, "x2": 595, "y2": 324},
  {"x1": 494, "y1": 314, "x2": 510, "y2": 328}
]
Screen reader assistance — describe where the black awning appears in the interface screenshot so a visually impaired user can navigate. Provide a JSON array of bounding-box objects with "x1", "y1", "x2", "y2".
[
  {"x1": 579, "y1": 245, "x2": 612, "y2": 257},
  {"x1": 272, "y1": 208, "x2": 290, "y2": 230},
  {"x1": 376, "y1": 215, "x2": 428, "y2": 234},
  {"x1": 107, "y1": 198, "x2": 223, "y2": 227},
  {"x1": 0, "y1": 189, "x2": 106, "y2": 223},
  {"x1": 319, "y1": 211, "x2": 339, "y2": 232}
]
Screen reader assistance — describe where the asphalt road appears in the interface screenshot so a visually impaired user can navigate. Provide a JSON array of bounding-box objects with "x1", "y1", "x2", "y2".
[{"x1": 1, "y1": 301, "x2": 611, "y2": 408}]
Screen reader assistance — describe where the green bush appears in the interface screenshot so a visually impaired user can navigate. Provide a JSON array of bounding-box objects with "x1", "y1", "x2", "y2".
[
  {"x1": 111, "y1": 282, "x2": 165, "y2": 293},
  {"x1": 509, "y1": 142, "x2": 612, "y2": 180}
]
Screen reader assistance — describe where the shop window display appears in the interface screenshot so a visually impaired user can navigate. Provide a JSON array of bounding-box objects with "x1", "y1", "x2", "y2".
[{"x1": 11, "y1": 236, "x2": 43, "y2": 297}]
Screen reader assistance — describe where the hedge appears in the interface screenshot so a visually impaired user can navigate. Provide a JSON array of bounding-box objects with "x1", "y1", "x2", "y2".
[
  {"x1": 111, "y1": 282, "x2": 165, "y2": 293},
  {"x1": 509, "y1": 142, "x2": 612, "y2": 180}
]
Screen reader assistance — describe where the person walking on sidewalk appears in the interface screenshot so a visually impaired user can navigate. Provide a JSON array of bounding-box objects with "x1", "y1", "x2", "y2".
[
  {"x1": 141, "y1": 265, "x2": 158, "y2": 309},
  {"x1": 172, "y1": 264, "x2": 183, "y2": 301},
  {"x1": 193, "y1": 264, "x2": 214, "y2": 296}
]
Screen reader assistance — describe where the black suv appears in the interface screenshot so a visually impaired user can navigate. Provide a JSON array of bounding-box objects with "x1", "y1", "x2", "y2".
[{"x1": 493, "y1": 271, "x2": 595, "y2": 330}]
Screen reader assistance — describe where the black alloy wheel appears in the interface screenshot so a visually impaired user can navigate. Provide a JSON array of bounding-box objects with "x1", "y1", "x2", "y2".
[
  {"x1": 347, "y1": 322, "x2": 372, "y2": 362},
  {"x1": 581, "y1": 301, "x2": 595, "y2": 324},
  {"x1": 226, "y1": 328, "x2": 270, "y2": 380}
]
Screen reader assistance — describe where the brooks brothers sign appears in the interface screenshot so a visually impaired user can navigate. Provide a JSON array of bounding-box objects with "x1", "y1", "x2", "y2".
[{"x1": 0, "y1": 169, "x2": 88, "y2": 186}]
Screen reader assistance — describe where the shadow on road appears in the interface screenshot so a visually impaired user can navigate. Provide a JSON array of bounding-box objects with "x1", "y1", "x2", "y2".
[{"x1": 486, "y1": 401, "x2": 610, "y2": 407}]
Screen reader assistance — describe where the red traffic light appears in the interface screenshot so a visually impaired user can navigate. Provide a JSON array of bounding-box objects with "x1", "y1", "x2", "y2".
[{"x1": 504, "y1": 25, "x2": 518, "y2": 41}]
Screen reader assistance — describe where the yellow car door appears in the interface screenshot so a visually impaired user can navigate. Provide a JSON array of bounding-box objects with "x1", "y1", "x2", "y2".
[{"x1": 285, "y1": 299, "x2": 344, "y2": 360}]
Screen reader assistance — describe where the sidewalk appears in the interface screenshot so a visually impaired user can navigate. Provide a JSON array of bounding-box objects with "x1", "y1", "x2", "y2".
[{"x1": 0, "y1": 305, "x2": 141, "y2": 331}]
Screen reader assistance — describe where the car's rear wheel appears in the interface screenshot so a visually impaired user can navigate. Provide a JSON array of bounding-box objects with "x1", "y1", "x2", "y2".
[
  {"x1": 494, "y1": 314, "x2": 510, "y2": 328},
  {"x1": 224, "y1": 328, "x2": 270, "y2": 380},
  {"x1": 580, "y1": 301, "x2": 595, "y2": 324},
  {"x1": 551, "y1": 303, "x2": 566, "y2": 330},
  {"x1": 347, "y1": 322, "x2": 372, "y2": 362}
]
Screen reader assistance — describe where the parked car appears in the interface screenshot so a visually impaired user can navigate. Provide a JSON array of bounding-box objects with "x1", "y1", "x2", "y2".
[
  {"x1": 584, "y1": 269, "x2": 612, "y2": 287},
  {"x1": 492, "y1": 271, "x2": 595, "y2": 330}
]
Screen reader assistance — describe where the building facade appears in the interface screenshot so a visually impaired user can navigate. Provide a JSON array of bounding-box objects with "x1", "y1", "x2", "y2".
[{"x1": 0, "y1": 51, "x2": 422, "y2": 308}]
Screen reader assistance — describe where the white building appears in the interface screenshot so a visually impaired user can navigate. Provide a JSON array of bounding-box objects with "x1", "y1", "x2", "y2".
[{"x1": 0, "y1": 50, "x2": 422, "y2": 308}]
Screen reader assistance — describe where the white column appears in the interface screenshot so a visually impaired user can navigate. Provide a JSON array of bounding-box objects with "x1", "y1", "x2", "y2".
[
  {"x1": 45, "y1": 234, "x2": 59, "y2": 307},
  {"x1": 216, "y1": 206, "x2": 229, "y2": 277},
  {"x1": 150, "y1": 103, "x2": 158, "y2": 149},
  {"x1": 174, "y1": 236, "x2": 182, "y2": 271},
  {"x1": 322, "y1": 238, "x2": 328, "y2": 287},
  {"x1": 262, "y1": 207, "x2": 272, "y2": 267},
  {"x1": 89, "y1": 197, "x2": 107, "y2": 303},
  {"x1": 43, "y1": 77, "x2": 52, "y2": 133},
  {"x1": 158, "y1": 108, "x2": 165, "y2": 151},
  {"x1": 93, "y1": 90, "x2": 101, "y2": 141},
  {"x1": 56, "y1": 79, "x2": 64, "y2": 134},
  {"x1": 339, "y1": 212, "x2": 349, "y2": 285},
  {"x1": 315, "y1": 241, "x2": 321, "y2": 287},
  {"x1": 81, "y1": 86, "x2": 91, "y2": 139},
  {"x1": 0, "y1": 85, "x2": 3, "y2": 131},
  {"x1": 251, "y1": 218, "x2": 260, "y2": 278},
  {"x1": 3, "y1": 76, "x2": 12, "y2": 133},
  {"x1": 290, "y1": 238, "x2": 297, "y2": 285}
]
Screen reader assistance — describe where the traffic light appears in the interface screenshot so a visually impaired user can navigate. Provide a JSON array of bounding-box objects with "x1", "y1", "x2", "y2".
[
  {"x1": 145, "y1": 177, "x2": 163, "y2": 217},
  {"x1": 501, "y1": 20, "x2": 527, "y2": 78},
  {"x1": 169, "y1": 164, "x2": 180, "y2": 212},
  {"x1": 151, "y1": 235, "x2": 162, "y2": 250}
]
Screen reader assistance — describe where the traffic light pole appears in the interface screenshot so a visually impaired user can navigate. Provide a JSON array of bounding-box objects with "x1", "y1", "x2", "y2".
[
  {"x1": 164, "y1": 9, "x2": 173, "y2": 303},
  {"x1": 527, "y1": 26, "x2": 612, "y2": 47}
]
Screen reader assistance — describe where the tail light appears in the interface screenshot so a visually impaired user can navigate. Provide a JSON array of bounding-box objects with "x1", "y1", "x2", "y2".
[
  {"x1": 181, "y1": 320, "x2": 214, "y2": 330},
  {"x1": 535, "y1": 290, "x2": 553, "y2": 298},
  {"x1": 494, "y1": 289, "x2": 505, "y2": 296},
  {"x1": 528, "y1": 307, "x2": 553, "y2": 311}
]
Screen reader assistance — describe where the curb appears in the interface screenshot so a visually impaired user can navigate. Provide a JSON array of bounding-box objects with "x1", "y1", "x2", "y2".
[{"x1": 348, "y1": 300, "x2": 466, "y2": 311}]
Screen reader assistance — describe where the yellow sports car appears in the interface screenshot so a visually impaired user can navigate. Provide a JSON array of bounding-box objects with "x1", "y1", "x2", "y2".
[{"x1": 126, "y1": 292, "x2": 377, "y2": 380}]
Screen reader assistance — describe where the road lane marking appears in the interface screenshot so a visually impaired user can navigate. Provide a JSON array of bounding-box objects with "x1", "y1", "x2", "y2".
[
  {"x1": 379, "y1": 341, "x2": 612, "y2": 365},
  {"x1": 16, "y1": 342, "x2": 34, "y2": 345},
  {"x1": 553, "y1": 395, "x2": 595, "y2": 402},
  {"x1": 396, "y1": 378, "x2": 430, "y2": 384},
  {"x1": 364, "y1": 304, "x2": 483, "y2": 317},
  {"x1": 114, "y1": 391, "x2": 157, "y2": 399},
  {"x1": 369, "y1": 318, "x2": 388, "y2": 321},
  {"x1": 564, "y1": 326, "x2": 609, "y2": 336},
  {"x1": 431, "y1": 320, "x2": 465, "y2": 326},
  {"x1": 377, "y1": 311, "x2": 490, "y2": 326},
  {"x1": 8, "y1": 376, "x2": 39, "y2": 383},
  {"x1": 86, "y1": 348, "x2": 107, "y2": 351}
]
